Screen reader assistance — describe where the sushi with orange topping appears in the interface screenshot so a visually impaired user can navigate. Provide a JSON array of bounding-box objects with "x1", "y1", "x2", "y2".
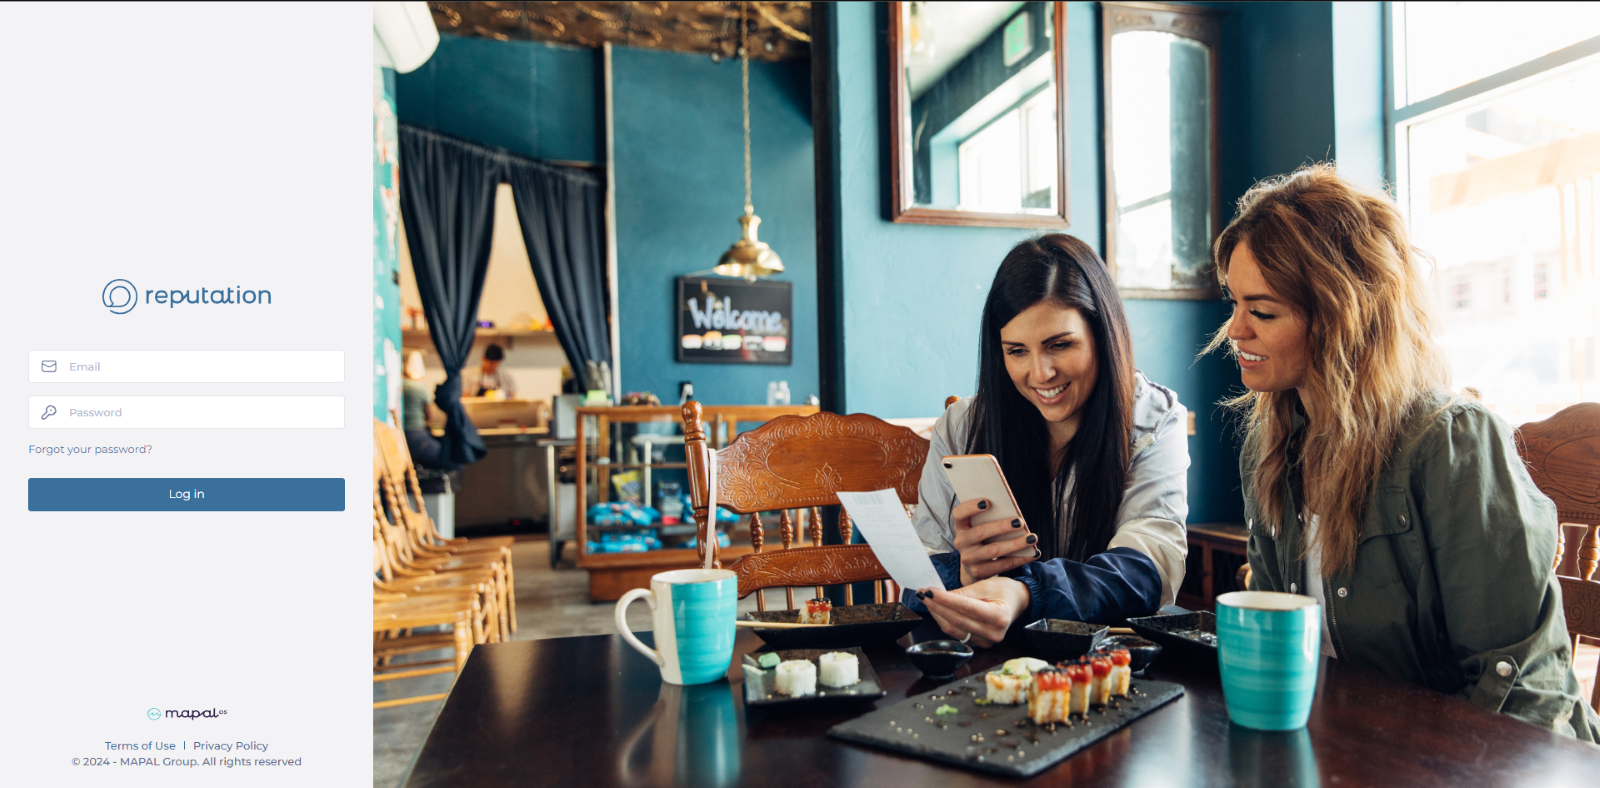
[
  {"x1": 1088, "y1": 654, "x2": 1114, "y2": 706},
  {"x1": 1063, "y1": 662, "x2": 1092, "y2": 715},
  {"x1": 1027, "y1": 667, "x2": 1071, "y2": 724},
  {"x1": 1108, "y1": 647, "x2": 1133, "y2": 696}
]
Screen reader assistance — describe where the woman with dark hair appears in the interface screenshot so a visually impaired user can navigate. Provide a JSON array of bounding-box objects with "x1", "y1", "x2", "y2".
[{"x1": 910, "y1": 234, "x2": 1190, "y2": 647}]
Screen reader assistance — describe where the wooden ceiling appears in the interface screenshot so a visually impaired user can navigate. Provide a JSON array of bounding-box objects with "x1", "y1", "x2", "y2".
[{"x1": 427, "y1": 2, "x2": 812, "y2": 62}]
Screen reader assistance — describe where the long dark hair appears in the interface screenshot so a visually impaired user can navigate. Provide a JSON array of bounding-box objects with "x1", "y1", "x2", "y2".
[{"x1": 964, "y1": 234, "x2": 1136, "y2": 562}]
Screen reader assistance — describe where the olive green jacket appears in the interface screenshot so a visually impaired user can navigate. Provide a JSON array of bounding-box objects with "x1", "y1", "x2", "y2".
[{"x1": 1243, "y1": 393, "x2": 1600, "y2": 742}]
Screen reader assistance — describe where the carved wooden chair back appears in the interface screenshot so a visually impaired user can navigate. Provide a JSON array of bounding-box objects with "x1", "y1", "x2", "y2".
[
  {"x1": 1515, "y1": 403, "x2": 1600, "y2": 581},
  {"x1": 681, "y1": 401, "x2": 930, "y2": 610}
]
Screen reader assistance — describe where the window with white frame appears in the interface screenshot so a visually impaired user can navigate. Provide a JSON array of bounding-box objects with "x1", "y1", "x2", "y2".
[
  {"x1": 1393, "y1": 2, "x2": 1600, "y2": 423},
  {"x1": 957, "y1": 89, "x2": 1057, "y2": 213}
]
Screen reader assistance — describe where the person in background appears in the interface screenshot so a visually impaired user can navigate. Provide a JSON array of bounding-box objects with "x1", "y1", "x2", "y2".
[
  {"x1": 468, "y1": 343, "x2": 517, "y2": 398},
  {"x1": 1216, "y1": 164, "x2": 1598, "y2": 741},
  {"x1": 909, "y1": 234, "x2": 1190, "y2": 648},
  {"x1": 401, "y1": 350, "x2": 456, "y2": 471}
]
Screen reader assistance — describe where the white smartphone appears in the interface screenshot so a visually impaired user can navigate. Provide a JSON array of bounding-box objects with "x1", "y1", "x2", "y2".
[{"x1": 941, "y1": 454, "x2": 1036, "y2": 559}]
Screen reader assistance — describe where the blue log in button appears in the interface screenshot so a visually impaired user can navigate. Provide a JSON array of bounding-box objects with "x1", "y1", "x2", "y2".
[{"x1": 28, "y1": 478, "x2": 345, "y2": 511}]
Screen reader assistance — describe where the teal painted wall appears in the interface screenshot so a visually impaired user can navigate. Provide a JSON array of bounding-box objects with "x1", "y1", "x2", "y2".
[
  {"x1": 825, "y1": 3, "x2": 1244, "y2": 523},
  {"x1": 374, "y1": 67, "x2": 401, "y2": 423},
  {"x1": 396, "y1": 35, "x2": 595, "y2": 162},
  {"x1": 612, "y1": 48, "x2": 818, "y2": 405},
  {"x1": 394, "y1": 37, "x2": 817, "y2": 406}
]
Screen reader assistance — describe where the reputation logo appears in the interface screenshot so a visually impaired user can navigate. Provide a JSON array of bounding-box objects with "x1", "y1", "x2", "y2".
[{"x1": 103, "y1": 279, "x2": 137, "y2": 314}]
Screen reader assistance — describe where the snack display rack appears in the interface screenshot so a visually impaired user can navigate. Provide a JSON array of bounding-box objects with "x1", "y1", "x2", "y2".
[{"x1": 572, "y1": 404, "x2": 818, "y2": 600}]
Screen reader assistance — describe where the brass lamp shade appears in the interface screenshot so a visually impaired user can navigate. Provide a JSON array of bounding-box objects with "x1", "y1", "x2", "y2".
[{"x1": 714, "y1": 213, "x2": 785, "y2": 277}]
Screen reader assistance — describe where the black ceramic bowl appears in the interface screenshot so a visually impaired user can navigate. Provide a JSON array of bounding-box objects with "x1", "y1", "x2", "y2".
[
  {"x1": 1023, "y1": 619, "x2": 1108, "y2": 659},
  {"x1": 1099, "y1": 634, "x2": 1162, "y2": 673},
  {"x1": 904, "y1": 640, "x2": 974, "y2": 679},
  {"x1": 1125, "y1": 611, "x2": 1218, "y2": 668}
]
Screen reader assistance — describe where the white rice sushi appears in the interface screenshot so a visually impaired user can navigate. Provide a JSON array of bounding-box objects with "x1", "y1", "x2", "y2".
[
  {"x1": 1065, "y1": 663, "x2": 1091, "y2": 715},
  {"x1": 800, "y1": 598, "x2": 832, "y2": 625},
  {"x1": 775, "y1": 659, "x2": 817, "y2": 696},
  {"x1": 1027, "y1": 668, "x2": 1071, "y2": 724},
  {"x1": 986, "y1": 657, "x2": 1049, "y2": 705},
  {"x1": 1089, "y1": 655, "x2": 1113, "y2": 706},
  {"x1": 818, "y1": 652, "x2": 859, "y2": 688},
  {"x1": 986, "y1": 671, "x2": 1028, "y2": 705},
  {"x1": 1109, "y1": 648, "x2": 1132, "y2": 697}
]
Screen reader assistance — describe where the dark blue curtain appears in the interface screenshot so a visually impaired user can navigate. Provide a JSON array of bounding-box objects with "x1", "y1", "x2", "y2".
[
  {"x1": 398, "y1": 125, "x2": 497, "y2": 465},
  {"x1": 504, "y1": 158, "x2": 610, "y2": 378}
]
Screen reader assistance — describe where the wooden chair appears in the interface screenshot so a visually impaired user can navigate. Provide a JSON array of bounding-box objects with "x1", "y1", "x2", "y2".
[
  {"x1": 1516, "y1": 403, "x2": 1600, "y2": 581},
  {"x1": 374, "y1": 420, "x2": 519, "y2": 633},
  {"x1": 372, "y1": 455, "x2": 514, "y2": 641},
  {"x1": 372, "y1": 532, "x2": 483, "y2": 709},
  {"x1": 1558, "y1": 576, "x2": 1600, "y2": 711},
  {"x1": 680, "y1": 401, "x2": 930, "y2": 610},
  {"x1": 1516, "y1": 403, "x2": 1600, "y2": 710}
]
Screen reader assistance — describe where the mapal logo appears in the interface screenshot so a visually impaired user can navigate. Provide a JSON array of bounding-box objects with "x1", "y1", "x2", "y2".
[
  {"x1": 147, "y1": 706, "x2": 228, "y2": 720},
  {"x1": 103, "y1": 279, "x2": 137, "y2": 315}
]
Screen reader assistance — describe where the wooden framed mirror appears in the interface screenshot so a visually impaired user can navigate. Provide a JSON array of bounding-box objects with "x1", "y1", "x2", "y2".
[
  {"x1": 1103, "y1": 2, "x2": 1221, "y2": 298},
  {"x1": 887, "y1": 1, "x2": 1070, "y2": 228}
]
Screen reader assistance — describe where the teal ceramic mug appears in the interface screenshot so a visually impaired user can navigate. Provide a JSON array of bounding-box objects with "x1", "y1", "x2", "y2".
[
  {"x1": 615, "y1": 568, "x2": 738, "y2": 685},
  {"x1": 1215, "y1": 591, "x2": 1321, "y2": 730}
]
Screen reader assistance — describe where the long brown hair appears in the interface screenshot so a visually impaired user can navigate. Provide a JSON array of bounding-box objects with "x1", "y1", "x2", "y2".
[
  {"x1": 966, "y1": 234, "x2": 1137, "y2": 561},
  {"x1": 1205, "y1": 165, "x2": 1448, "y2": 575}
]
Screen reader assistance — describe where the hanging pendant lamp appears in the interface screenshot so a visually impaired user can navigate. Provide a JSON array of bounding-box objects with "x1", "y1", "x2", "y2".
[{"x1": 714, "y1": 2, "x2": 784, "y2": 278}]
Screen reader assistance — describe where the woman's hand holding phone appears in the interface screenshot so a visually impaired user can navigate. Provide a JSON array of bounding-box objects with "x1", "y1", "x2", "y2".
[{"x1": 951, "y1": 498, "x2": 1039, "y2": 586}]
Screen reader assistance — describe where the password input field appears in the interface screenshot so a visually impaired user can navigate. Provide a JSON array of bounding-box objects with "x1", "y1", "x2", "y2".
[
  {"x1": 29, "y1": 350, "x2": 344, "y2": 383},
  {"x1": 29, "y1": 397, "x2": 344, "y2": 429}
]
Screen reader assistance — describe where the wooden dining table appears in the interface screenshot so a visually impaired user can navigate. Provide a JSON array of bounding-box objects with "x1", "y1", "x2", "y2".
[{"x1": 401, "y1": 621, "x2": 1600, "y2": 787}]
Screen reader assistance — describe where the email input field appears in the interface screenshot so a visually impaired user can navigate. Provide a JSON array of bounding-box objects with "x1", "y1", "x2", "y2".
[
  {"x1": 29, "y1": 396, "x2": 344, "y2": 429},
  {"x1": 29, "y1": 350, "x2": 344, "y2": 383}
]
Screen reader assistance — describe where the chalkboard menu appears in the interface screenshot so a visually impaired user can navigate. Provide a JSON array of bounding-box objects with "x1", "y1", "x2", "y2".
[{"x1": 676, "y1": 276, "x2": 792, "y2": 365}]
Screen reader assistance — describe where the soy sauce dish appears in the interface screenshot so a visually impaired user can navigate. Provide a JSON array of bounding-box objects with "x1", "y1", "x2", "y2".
[{"x1": 904, "y1": 640, "x2": 974, "y2": 679}]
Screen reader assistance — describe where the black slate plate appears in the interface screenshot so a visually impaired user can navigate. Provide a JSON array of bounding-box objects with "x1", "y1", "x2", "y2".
[
  {"x1": 742, "y1": 647, "x2": 887, "y2": 711},
  {"x1": 1125, "y1": 611, "x2": 1218, "y2": 667},
  {"x1": 743, "y1": 603, "x2": 922, "y2": 648},
  {"x1": 828, "y1": 672, "x2": 1184, "y2": 777}
]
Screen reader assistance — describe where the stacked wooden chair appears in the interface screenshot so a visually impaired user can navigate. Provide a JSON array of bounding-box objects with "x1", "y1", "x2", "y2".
[
  {"x1": 1516, "y1": 402, "x2": 1600, "y2": 711},
  {"x1": 371, "y1": 419, "x2": 519, "y2": 708},
  {"x1": 680, "y1": 401, "x2": 930, "y2": 611}
]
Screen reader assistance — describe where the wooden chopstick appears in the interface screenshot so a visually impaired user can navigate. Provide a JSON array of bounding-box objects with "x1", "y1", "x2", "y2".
[
  {"x1": 736, "y1": 620, "x2": 828, "y2": 629},
  {"x1": 1107, "y1": 627, "x2": 1134, "y2": 635}
]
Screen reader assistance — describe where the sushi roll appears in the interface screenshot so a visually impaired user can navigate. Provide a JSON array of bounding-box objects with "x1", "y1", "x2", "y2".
[
  {"x1": 818, "y1": 652, "x2": 859, "y2": 687},
  {"x1": 986, "y1": 656, "x2": 1049, "y2": 705},
  {"x1": 1108, "y1": 648, "x2": 1132, "y2": 697},
  {"x1": 1027, "y1": 668, "x2": 1071, "y2": 724},
  {"x1": 1000, "y1": 657, "x2": 1051, "y2": 675},
  {"x1": 1089, "y1": 655, "x2": 1114, "y2": 706},
  {"x1": 1064, "y1": 662, "x2": 1092, "y2": 716},
  {"x1": 986, "y1": 670, "x2": 1028, "y2": 705},
  {"x1": 775, "y1": 659, "x2": 817, "y2": 696},
  {"x1": 801, "y1": 598, "x2": 833, "y2": 625}
]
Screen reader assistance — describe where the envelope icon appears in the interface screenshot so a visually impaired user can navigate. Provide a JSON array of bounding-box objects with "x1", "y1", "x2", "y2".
[{"x1": 41, "y1": 360, "x2": 56, "y2": 373}]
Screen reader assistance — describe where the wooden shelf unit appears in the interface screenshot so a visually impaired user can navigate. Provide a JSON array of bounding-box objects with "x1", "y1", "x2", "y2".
[{"x1": 572, "y1": 404, "x2": 820, "y2": 600}]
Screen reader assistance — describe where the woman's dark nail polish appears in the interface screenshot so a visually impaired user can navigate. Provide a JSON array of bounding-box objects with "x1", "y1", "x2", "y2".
[
  {"x1": 1035, "y1": 548, "x2": 1042, "y2": 557},
  {"x1": 915, "y1": 591, "x2": 925, "y2": 600},
  {"x1": 1025, "y1": 534, "x2": 1037, "y2": 544},
  {"x1": 926, "y1": 589, "x2": 936, "y2": 598},
  {"x1": 1012, "y1": 519, "x2": 1021, "y2": 528},
  {"x1": 977, "y1": 500, "x2": 988, "y2": 510}
]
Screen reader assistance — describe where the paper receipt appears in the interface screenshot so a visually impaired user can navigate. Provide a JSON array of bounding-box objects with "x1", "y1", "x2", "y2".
[{"x1": 835, "y1": 489, "x2": 944, "y2": 592}]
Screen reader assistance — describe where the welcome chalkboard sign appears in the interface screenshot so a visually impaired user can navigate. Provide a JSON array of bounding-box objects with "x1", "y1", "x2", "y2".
[{"x1": 676, "y1": 276, "x2": 792, "y2": 365}]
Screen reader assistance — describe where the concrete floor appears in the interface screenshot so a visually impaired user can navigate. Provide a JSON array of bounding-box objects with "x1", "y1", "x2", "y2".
[{"x1": 373, "y1": 539, "x2": 762, "y2": 788}]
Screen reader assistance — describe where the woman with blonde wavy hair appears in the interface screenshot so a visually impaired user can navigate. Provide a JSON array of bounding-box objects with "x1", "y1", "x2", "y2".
[{"x1": 1214, "y1": 164, "x2": 1598, "y2": 741}]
